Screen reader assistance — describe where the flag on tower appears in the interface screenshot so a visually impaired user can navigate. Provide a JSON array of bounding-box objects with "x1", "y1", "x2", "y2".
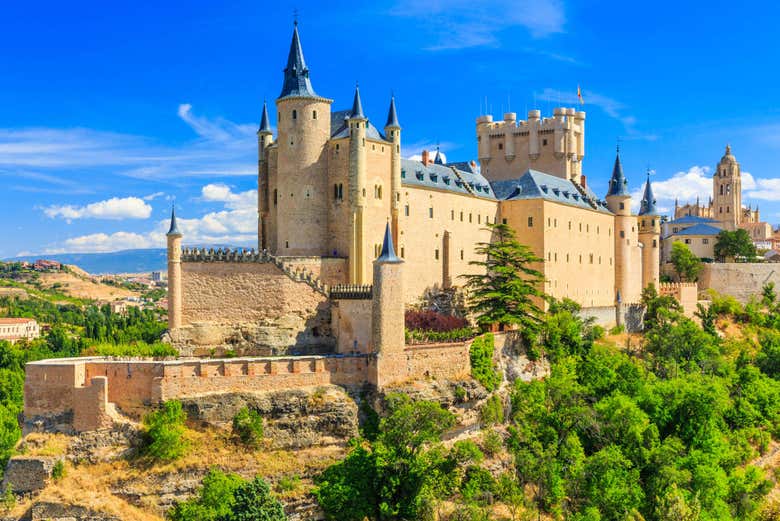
[{"x1": 577, "y1": 85, "x2": 584, "y2": 105}]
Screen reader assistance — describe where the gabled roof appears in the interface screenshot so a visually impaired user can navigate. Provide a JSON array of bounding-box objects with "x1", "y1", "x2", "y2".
[
  {"x1": 667, "y1": 215, "x2": 718, "y2": 225},
  {"x1": 492, "y1": 170, "x2": 612, "y2": 213},
  {"x1": 278, "y1": 24, "x2": 319, "y2": 100},
  {"x1": 330, "y1": 110, "x2": 386, "y2": 140},
  {"x1": 400, "y1": 159, "x2": 496, "y2": 199},
  {"x1": 606, "y1": 151, "x2": 629, "y2": 197},
  {"x1": 669, "y1": 223, "x2": 722, "y2": 236}
]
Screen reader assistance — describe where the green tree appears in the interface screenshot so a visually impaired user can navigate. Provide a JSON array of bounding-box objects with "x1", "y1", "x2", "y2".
[
  {"x1": 463, "y1": 223, "x2": 545, "y2": 331},
  {"x1": 142, "y1": 400, "x2": 188, "y2": 461},
  {"x1": 670, "y1": 242, "x2": 703, "y2": 282},
  {"x1": 225, "y1": 477, "x2": 287, "y2": 521},
  {"x1": 582, "y1": 446, "x2": 644, "y2": 521},
  {"x1": 232, "y1": 407, "x2": 264, "y2": 448},
  {"x1": 714, "y1": 229, "x2": 757, "y2": 262},
  {"x1": 169, "y1": 468, "x2": 244, "y2": 521},
  {"x1": 654, "y1": 484, "x2": 701, "y2": 521}
]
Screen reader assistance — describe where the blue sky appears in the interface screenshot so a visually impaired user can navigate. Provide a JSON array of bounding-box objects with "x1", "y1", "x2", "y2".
[{"x1": 2, "y1": 0, "x2": 780, "y2": 258}]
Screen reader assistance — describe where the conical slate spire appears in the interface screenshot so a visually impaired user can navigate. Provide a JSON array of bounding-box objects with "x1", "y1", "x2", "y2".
[
  {"x1": 606, "y1": 148, "x2": 629, "y2": 197},
  {"x1": 433, "y1": 146, "x2": 444, "y2": 165},
  {"x1": 167, "y1": 204, "x2": 181, "y2": 237},
  {"x1": 638, "y1": 172, "x2": 658, "y2": 216},
  {"x1": 258, "y1": 101, "x2": 272, "y2": 134},
  {"x1": 377, "y1": 222, "x2": 401, "y2": 263},
  {"x1": 278, "y1": 23, "x2": 318, "y2": 99},
  {"x1": 349, "y1": 83, "x2": 365, "y2": 119},
  {"x1": 385, "y1": 95, "x2": 400, "y2": 128}
]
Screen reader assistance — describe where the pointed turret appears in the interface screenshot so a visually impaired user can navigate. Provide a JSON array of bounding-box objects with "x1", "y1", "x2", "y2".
[
  {"x1": 377, "y1": 222, "x2": 401, "y2": 263},
  {"x1": 385, "y1": 95, "x2": 400, "y2": 129},
  {"x1": 606, "y1": 149, "x2": 629, "y2": 197},
  {"x1": 258, "y1": 101, "x2": 272, "y2": 135},
  {"x1": 638, "y1": 173, "x2": 658, "y2": 216},
  {"x1": 433, "y1": 146, "x2": 444, "y2": 165},
  {"x1": 167, "y1": 204, "x2": 182, "y2": 237},
  {"x1": 349, "y1": 83, "x2": 366, "y2": 120},
  {"x1": 278, "y1": 22, "x2": 318, "y2": 99}
]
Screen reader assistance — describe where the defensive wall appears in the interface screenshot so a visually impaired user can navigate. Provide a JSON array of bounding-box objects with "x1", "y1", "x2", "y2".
[
  {"x1": 658, "y1": 282, "x2": 699, "y2": 317},
  {"x1": 24, "y1": 335, "x2": 484, "y2": 433},
  {"x1": 698, "y1": 263, "x2": 780, "y2": 303}
]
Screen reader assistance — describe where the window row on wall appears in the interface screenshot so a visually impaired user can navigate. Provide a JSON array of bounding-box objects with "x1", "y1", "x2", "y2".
[
  {"x1": 525, "y1": 216, "x2": 613, "y2": 237},
  {"x1": 403, "y1": 205, "x2": 495, "y2": 225},
  {"x1": 545, "y1": 251, "x2": 613, "y2": 266}
]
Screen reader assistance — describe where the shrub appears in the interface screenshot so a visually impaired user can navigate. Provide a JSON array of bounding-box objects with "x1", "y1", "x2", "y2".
[
  {"x1": 405, "y1": 327, "x2": 478, "y2": 345},
  {"x1": 169, "y1": 468, "x2": 243, "y2": 521},
  {"x1": 470, "y1": 334, "x2": 501, "y2": 391},
  {"x1": 232, "y1": 407, "x2": 264, "y2": 448},
  {"x1": 275, "y1": 474, "x2": 301, "y2": 494},
  {"x1": 453, "y1": 385, "x2": 467, "y2": 402},
  {"x1": 227, "y1": 476, "x2": 287, "y2": 521},
  {"x1": 480, "y1": 394, "x2": 504, "y2": 426},
  {"x1": 609, "y1": 324, "x2": 625, "y2": 335},
  {"x1": 481, "y1": 430, "x2": 503, "y2": 457},
  {"x1": 83, "y1": 341, "x2": 177, "y2": 358},
  {"x1": 1, "y1": 483, "x2": 14, "y2": 512},
  {"x1": 51, "y1": 459, "x2": 66, "y2": 481},
  {"x1": 589, "y1": 324, "x2": 606, "y2": 341},
  {"x1": 452, "y1": 440, "x2": 484, "y2": 466},
  {"x1": 142, "y1": 400, "x2": 187, "y2": 461},
  {"x1": 405, "y1": 310, "x2": 468, "y2": 332}
]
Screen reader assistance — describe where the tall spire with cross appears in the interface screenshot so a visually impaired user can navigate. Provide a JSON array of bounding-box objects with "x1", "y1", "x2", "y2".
[{"x1": 278, "y1": 20, "x2": 318, "y2": 99}]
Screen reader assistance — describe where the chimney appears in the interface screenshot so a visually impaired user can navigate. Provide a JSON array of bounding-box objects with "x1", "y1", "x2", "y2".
[
  {"x1": 580, "y1": 174, "x2": 587, "y2": 188},
  {"x1": 421, "y1": 149, "x2": 430, "y2": 166}
]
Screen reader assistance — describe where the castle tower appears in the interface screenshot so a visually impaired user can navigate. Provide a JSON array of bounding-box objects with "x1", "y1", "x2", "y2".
[
  {"x1": 637, "y1": 172, "x2": 661, "y2": 290},
  {"x1": 369, "y1": 223, "x2": 405, "y2": 388},
  {"x1": 476, "y1": 107, "x2": 586, "y2": 183},
  {"x1": 274, "y1": 22, "x2": 333, "y2": 255},
  {"x1": 257, "y1": 101, "x2": 273, "y2": 250},
  {"x1": 713, "y1": 144, "x2": 742, "y2": 230},
  {"x1": 348, "y1": 84, "x2": 368, "y2": 284},
  {"x1": 384, "y1": 96, "x2": 401, "y2": 248},
  {"x1": 166, "y1": 205, "x2": 183, "y2": 331},
  {"x1": 605, "y1": 149, "x2": 635, "y2": 303}
]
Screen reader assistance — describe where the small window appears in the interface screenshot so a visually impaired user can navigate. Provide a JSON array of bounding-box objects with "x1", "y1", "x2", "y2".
[
  {"x1": 435, "y1": 249, "x2": 440, "y2": 260},
  {"x1": 653, "y1": 239, "x2": 658, "y2": 247},
  {"x1": 543, "y1": 138, "x2": 548, "y2": 146},
  {"x1": 404, "y1": 205, "x2": 410, "y2": 216},
  {"x1": 400, "y1": 247, "x2": 405, "y2": 258},
  {"x1": 547, "y1": 217, "x2": 551, "y2": 227},
  {"x1": 502, "y1": 218, "x2": 507, "y2": 224},
  {"x1": 460, "y1": 212, "x2": 464, "y2": 222},
  {"x1": 285, "y1": 241, "x2": 289, "y2": 248},
  {"x1": 619, "y1": 202, "x2": 625, "y2": 210},
  {"x1": 313, "y1": 110, "x2": 317, "y2": 119},
  {"x1": 620, "y1": 230, "x2": 625, "y2": 238},
  {"x1": 460, "y1": 250, "x2": 464, "y2": 260},
  {"x1": 469, "y1": 213, "x2": 473, "y2": 223},
  {"x1": 335, "y1": 143, "x2": 340, "y2": 151},
  {"x1": 702, "y1": 238, "x2": 709, "y2": 245},
  {"x1": 273, "y1": 189, "x2": 278, "y2": 206},
  {"x1": 478, "y1": 215, "x2": 481, "y2": 224},
  {"x1": 429, "y1": 207, "x2": 434, "y2": 218},
  {"x1": 685, "y1": 239, "x2": 691, "y2": 244},
  {"x1": 528, "y1": 216, "x2": 534, "y2": 227},
  {"x1": 589, "y1": 254, "x2": 594, "y2": 264},
  {"x1": 292, "y1": 109, "x2": 297, "y2": 120},
  {"x1": 451, "y1": 210, "x2": 455, "y2": 220},
  {"x1": 498, "y1": 143, "x2": 503, "y2": 150}
]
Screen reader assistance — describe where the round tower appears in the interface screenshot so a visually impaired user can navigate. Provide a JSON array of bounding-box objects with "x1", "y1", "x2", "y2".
[
  {"x1": 166, "y1": 206, "x2": 183, "y2": 331},
  {"x1": 605, "y1": 148, "x2": 634, "y2": 303},
  {"x1": 637, "y1": 171, "x2": 661, "y2": 290},
  {"x1": 274, "y1": 22, "x2": 333, "y2": 256},
  {"x1": 384, "y1": 95, "x2": 401, "y2": 248},
  {"x1": 713, "y1": 144, "x2": 741, "y2": 230},
  {"x1": 369, "y1": 223, "x2": 405, "y2": 388},
  {"x1": 257, "y1": 101, "x2": 273, "y2": 250},
  {"x1": 348, "y1": 84, "x2": 368, "y2": 284}
]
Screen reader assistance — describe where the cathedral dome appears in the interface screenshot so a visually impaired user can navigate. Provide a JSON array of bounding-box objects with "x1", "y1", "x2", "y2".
[{"x1": 721, "y1": 144, "x2": 737, "y2": 163}]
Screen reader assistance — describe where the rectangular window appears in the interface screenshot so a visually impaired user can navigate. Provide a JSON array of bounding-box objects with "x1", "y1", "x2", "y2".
[
  {"x1": 619, "y1": 202, "x2": 625, "y2": 210},
  {"x1": 620, "y1": 230, "x2": 625, "y2": 238},
  {"x1": 404, "y1": 205, "x2": 409, "y2": 216},
  {"x1": 702, "y1": 239, "x2": 709, "y2": 244},
  {"x1": 435, "y1": 249, "x2": 440, "y2": 260},
  {"x1": 478, "y1": 215, "x2": 481, "y2": 224},
  {"x1": 451, "y1": 210, "x2": 455, "y2": 220},
  {"x1": 547, "y1": 217, "x2": 551, "y2": 227},
  {"x1": 400, "y1": 247, "x2": 405, "y2": 258},
  {"x1": 528, "y1": 217, "x2": 534, "y2": 227},
  {"x1": 685, "y1": 239, "x2": 691, "y2": 244},
  {"x1": 460, "y1": 212, "x2": 464, "y2": 222},
  {"x1": 502, "y1": 218, "x2": 507, "y2": 224},
  {"x1": 460, "y1": 250, "x2": 464, "y2": 260},
  {"x1": 469, "y1": 213, "x2": 472, "y2": 223},
  {"x1": 429, "y1": 207, "x2": 434, "y2": 218}
]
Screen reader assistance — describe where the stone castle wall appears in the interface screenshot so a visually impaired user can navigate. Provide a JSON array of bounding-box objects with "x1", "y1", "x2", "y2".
[{"x1": 699, "y1": 263, "x2": 780, "y2": 303}]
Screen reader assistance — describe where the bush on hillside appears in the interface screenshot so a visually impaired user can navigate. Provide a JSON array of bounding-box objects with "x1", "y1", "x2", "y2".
[
  {"x1": 142, "y1": 400, "x2": 188, "y2": 461},
  {"x1": 232, "y1": 407, "x2": 264, "y2": 448},
  {"x1": 469, "y1": 334, "x2": 501, "y2": 391}
]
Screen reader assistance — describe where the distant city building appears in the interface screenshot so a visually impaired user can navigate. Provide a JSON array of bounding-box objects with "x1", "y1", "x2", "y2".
[
  {"x1": 33, "y1": 259, "x2": 61, "y2": 271},
  {"x1": 151, "y1": 271, "x2": 162, "y2": 282},
  {"x1": 0, "y1": 318, "x2": 40, "y2": 343}
]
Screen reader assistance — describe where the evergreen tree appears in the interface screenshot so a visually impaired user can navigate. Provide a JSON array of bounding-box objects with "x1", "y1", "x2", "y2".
[{"x1": 463, "y1": 223, "x2": 545, "y2": 331}]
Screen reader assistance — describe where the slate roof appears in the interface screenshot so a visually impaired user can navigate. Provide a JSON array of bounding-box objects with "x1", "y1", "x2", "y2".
[
  {"x1": 385, "y1": 96, "x2": 400, "y2": 128},
  {"x1": 669, "y1": 223, "x2": 722, "y2": 236},
  {"x1": 400, "y1": 159, "x2": 496, "y2": 199},
  {"x1": 667, "y1": 215, "x2": 718, "y2": 225},
  {"x1": 258, "y1": 102, "x2": 272, "y2": 133},
  {"x1": 167, "y1": 206, "x2": 182, "y2": 237},
  {"x1": 606, "y1": 152, "x2": 630, "y2": 197},
  {"x1": 491, "y1": 170, "x2": 612, "y2": 213},
  {"x1": 278, "y1": 24, "x2": 319, "y2": 100},
  {"x1": 377, "y1": 222, "x2": 401, "y2": 263},
  {"x1": 638, "y1": 175, "x2": 658, "y2": 216},
  {"x1": 349, "y1": 85, "x2": 365, "y2": 119},
  {"x1": 330, "y1": 110, "x2": 386, "y2": 140}
]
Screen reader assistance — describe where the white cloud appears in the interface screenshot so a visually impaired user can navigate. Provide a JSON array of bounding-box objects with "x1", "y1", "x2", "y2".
[
  {"x1": 43, "y1": 196, "x2": 153, "y2": 221},
  {"x1": 40, "y1": 184, "x2": 258, "y2": 254},
  {"x1": 177, "y1": 104, "x2": 256, "y2": 143},
  {"x1": 390, "y1": 0, "x2": 565, "y2": 50},
  {"x1": 143, "y1": 191, "x2": 165, "y2": 201}
]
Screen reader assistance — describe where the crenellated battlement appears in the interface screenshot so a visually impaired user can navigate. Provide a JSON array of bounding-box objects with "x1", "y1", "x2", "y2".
[{"x1": 658, "y1": 282, "x2": 698, "y2": 291}]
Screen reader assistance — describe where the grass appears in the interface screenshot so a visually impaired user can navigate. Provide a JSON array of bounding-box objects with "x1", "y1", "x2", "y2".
[
  {"x1": 81, "y1": 341, "x2": 178, "y2": 358},
  {"x1": 17, "y1": 433, "x2": 70, "y2": 458}
]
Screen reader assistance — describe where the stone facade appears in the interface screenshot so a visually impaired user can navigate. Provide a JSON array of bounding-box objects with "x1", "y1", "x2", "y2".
[{"x1": 698, "y1": 263, "x2": 780, "y2": 303}]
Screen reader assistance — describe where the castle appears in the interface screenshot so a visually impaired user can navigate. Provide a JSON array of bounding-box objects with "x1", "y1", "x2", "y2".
[{"x1": 23, "y1": 23, "x2": 667, "y2": 433}]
